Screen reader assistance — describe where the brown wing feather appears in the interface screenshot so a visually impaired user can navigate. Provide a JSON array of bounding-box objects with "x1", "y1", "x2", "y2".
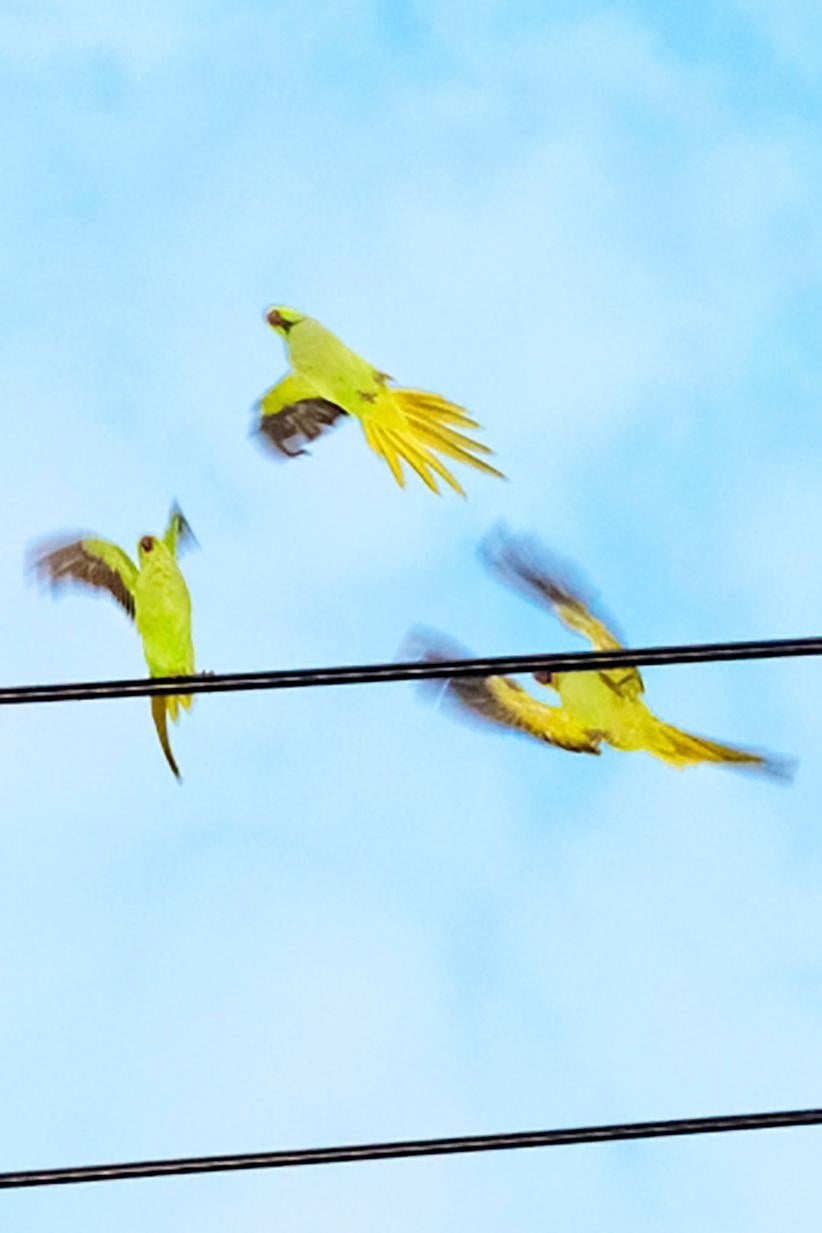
[
  {"x1": 412, "y1": 633, "x2": 601, "y2": 755},
  {"x1": 257, "y1": 397, "x2": 347, "y2": 457},
  {"x1": 33, "y1": 538, "x2": 136, "y2": 619}
]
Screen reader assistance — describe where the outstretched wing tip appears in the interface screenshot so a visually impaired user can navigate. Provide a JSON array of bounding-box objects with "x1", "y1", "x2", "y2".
[
  {"x1": 481, "y1": 524, "x2": 629, "y2": 653},
  {"x1": 168, "y1": 502, "x2": 198, "y2": 552},
  {"x1": 400, "y1": 626, "x2": 470, "y2": 702}
]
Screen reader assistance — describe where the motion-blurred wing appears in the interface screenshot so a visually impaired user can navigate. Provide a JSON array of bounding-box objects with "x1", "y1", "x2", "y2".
[
  {"x1": 256, "y1": 372, "x2": 347, "y2": 457},
  {"x1": 415, "y1": 634, "x2": 601, "y2": 754},
  {"x1": 33, "y1": 536, "x2": 138, "y2": 618},
  {"x1": 164, "y1": 503, "x2": 197, "y2": 556},
  {"x1": 481, "y1": 526, "x2": 643, "y2": 699}
]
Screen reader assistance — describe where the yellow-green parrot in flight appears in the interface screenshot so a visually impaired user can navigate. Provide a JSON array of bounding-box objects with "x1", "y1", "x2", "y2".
[
  {"x1": 32, "y1": 506, "x2": 196, "y2": 779},
  {"x1": 416, "y1": 529, "x2": 790, "y2": 777},
  {"x1": 256, "y1": 306, "x2": 504, "y2": 495}
]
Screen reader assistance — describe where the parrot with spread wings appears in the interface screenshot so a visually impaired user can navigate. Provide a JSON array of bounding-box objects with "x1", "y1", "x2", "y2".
[
  {"x1": 255, "y1": 306, "x2": 504, "y2": 495},
  {"x1": 31, "y1": 505, "x2": 196, "y2": 779},
  {"x1": 415, "y1": 528, "x2": 791, "y2": 777}
]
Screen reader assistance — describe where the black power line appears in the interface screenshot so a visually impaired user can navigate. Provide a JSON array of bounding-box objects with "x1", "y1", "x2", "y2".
[
  {"x1": 2, "y1": 635, "x2": 822, "y2": 707},
  {"x1": 2, "y1": 1107, "x2": 820, "y2": 1190}
]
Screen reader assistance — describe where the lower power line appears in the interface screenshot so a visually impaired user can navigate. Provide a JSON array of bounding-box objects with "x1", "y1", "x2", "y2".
[{"x1": 2, "y1": 1106, "x2": 821, "y2": 1190}]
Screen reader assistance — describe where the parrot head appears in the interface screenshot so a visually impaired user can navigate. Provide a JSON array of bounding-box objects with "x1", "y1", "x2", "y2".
[
  {"x1": 138, "y1": 533, "x2": 177, "y2": 571},
  {"x1": 265, "y1": 305, "x2": 305, "y2": 336},
  {"x1": 138, "y1": 535, "x2": 158, "y2": 563}
]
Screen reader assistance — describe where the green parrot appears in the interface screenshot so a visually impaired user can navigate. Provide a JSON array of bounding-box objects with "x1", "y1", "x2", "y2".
[
  {"x1": 256, "y1": 306, "x2": 504, "y2": 495},
  {"x1": 33, "y1": 505, "x2": 196, "y2": 779},
  {"x1": 414, "y1": 528, "x2": 791, "y2": 778}
]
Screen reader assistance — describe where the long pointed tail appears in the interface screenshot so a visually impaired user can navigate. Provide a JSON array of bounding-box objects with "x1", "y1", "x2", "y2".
[
  {"x1": 151, "y1": 695, "x2": 182, "y2": 780},
  {"x1": 364, "y1": 388, "x2": 504, "y2": 495},
  {"x1": 640, "y1": 717, "x2": 793, "y2": 780}
]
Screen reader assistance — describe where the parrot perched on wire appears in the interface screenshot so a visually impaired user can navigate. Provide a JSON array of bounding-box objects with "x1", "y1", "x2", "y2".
[
  {"x1": 414, "y1": 528, "x2": 791, "y2": 777},
  {"x1": 32, "y1": 505, "x2": 196, "y2": 779},
  {"x1": 255, "y1": 306, "x2": 504, "y2": 495}
]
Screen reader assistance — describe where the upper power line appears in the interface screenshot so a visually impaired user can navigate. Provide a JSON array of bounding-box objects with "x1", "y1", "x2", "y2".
[{"x1": 2, "y1": 635, "x2": 821, "y2": 707}]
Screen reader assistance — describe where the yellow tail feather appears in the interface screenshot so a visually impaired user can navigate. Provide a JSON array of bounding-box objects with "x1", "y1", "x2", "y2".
[
  {"x1": 396, "y1": 390, "x2": 482, "y2": 429},
  {"x1": 384, "y1": 427, "x2": 465, "y2": 495},
  {"x1": 166, "y1": 693, "x2": 193, "y2": 722},
  {"x1": 406, "y1": 419, "x2": 500, "y2": 471},
  {"x1": 363, "y1": 388, "x2": 503, "y2": 493},
  {"x1": 362, "y1": 420, "x2": 406, "y2": 488},
  {"x1": 406, "y1": 414, "x2": 495, "y2": 454},
  {"x1": 651, "y1": 724, "x2": 759, "y2": 767},
  {"x1": 643, "y1": 718, "x2": 786, "y2": 776}
]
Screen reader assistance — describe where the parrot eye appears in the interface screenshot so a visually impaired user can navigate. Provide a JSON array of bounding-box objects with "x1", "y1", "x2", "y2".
[
  {"x1": 267, "y1": 308, "x2": 291, "y2": 332},
  {"x1": 140, "y1": 536, "x2": 154, "y2": 552}
]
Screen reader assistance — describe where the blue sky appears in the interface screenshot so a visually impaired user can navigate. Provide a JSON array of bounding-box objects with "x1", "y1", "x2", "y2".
[{"x1": 2, "y1": 1, "x2": 822, "y2": 1228}]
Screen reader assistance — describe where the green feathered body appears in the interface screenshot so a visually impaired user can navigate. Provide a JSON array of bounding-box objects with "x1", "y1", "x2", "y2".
[
  {"x1": 286, "y1": 316, "x2": 385, "y2": 413},
  {"x1": 134, "y1": 532, "x2": 194, "y2": 778},
  {"x1": 134, "y1": 543, "x2": 194, "y2": 680}
]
